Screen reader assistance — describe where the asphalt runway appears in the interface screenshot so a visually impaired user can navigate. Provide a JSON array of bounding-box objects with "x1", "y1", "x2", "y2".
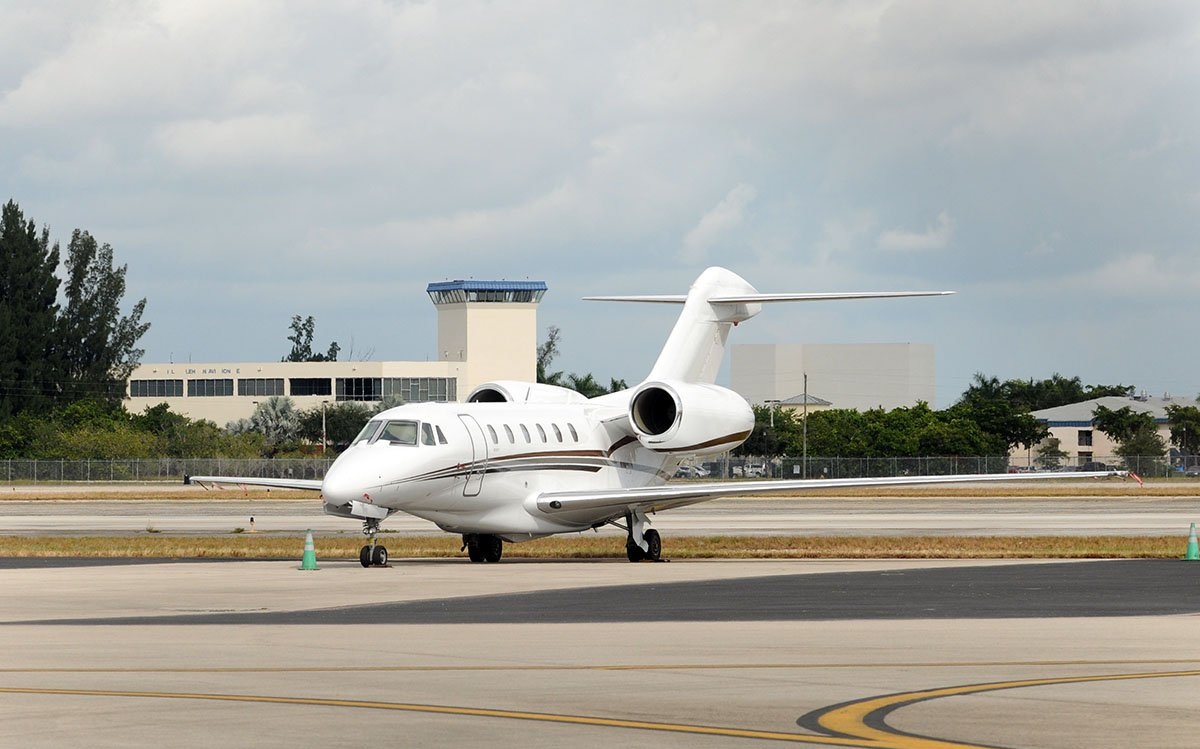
[
  {"x1": 2, "y1": 495, "x2": 1198, "y2": 536},
  {"x1": 2, "y1": 557, "x2": 1199, "y2": 748}
]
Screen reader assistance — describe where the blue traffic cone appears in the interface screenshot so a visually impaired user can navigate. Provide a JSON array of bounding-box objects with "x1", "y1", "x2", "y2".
[
  {"x1": 1186, "y1": 523, "x2": 1199, "y2": 562},
  {"x1": 299, "y1": 529, "x2": 319, "y2": 570}
]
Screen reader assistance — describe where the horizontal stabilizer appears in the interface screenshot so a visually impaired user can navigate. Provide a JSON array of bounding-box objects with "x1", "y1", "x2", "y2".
[{"x1": 584, "y1": 291, "x2": 954, "y2": 304}]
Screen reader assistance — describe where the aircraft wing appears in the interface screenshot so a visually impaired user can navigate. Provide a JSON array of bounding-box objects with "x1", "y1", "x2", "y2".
[
  {"x1": 534, "y1": 470, "x2": 1130, "y2": 517},
  {"x1": 185, "y1": 475, "x2": 324, "y2": 492}
]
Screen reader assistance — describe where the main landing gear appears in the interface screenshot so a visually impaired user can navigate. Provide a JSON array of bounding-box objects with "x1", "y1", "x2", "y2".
[
  {"x1": 462, "y1": 533, "x2": 503, "y2": 563},
  {"x1": 622, "y1": 509, "x2": 663, "y2": 563},
  {"x1": 359, "y1": 518, "x2": 388, "y2": 567}
]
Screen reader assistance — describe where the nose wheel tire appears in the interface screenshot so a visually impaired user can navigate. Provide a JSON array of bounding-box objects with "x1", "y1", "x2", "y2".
[
  {"x1": 371, "y1": 545, "x2": 388, "y2": 567},
  {"x1": 360, "y1": 544, "x2": 389, "y2": 567}
]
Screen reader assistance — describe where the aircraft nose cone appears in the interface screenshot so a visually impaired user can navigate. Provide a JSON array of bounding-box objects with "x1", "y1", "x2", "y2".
[{"x1": 321, "y1": 450, "x2": 379, "y2": 505}]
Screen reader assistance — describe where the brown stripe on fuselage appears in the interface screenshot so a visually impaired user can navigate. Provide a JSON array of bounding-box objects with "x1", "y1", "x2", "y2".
[{"x1": 649, "y1": 430, "x2": 751, "y2": 453}]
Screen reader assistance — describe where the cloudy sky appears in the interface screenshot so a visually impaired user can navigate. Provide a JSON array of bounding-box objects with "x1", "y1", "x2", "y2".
[{"x1": 2, "y1": 1, "x2": 1197, "y2": 406}]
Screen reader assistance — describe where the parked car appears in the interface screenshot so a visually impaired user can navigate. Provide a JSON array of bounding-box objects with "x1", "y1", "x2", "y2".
[
  {"x1": 733, "y1": 463, "x2": 769, "y2": 478},
  {"x1": 673, "y1": 465, "x2": 709, "y2": 478},
  {"x1": 1077, "y1": 461, "x2": 1112, "y2": 472}
]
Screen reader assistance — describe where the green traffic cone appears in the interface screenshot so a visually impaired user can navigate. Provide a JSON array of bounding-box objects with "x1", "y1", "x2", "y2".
[
  {"x1": 1186, "y1": 523, "x2": 1199, "y2": 562},
  {"x1": 300, "y1": 529, "x2": 320, "y2": 570}
]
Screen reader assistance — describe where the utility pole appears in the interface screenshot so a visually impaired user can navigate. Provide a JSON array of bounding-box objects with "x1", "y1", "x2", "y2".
[{"x1": 802, "y1": 373, "x2": 808, "y2": 479}]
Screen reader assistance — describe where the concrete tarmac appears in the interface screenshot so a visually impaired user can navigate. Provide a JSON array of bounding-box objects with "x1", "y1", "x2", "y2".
[{"x1": 2, "y1": 557, "x2": 1199, "y2": 748}]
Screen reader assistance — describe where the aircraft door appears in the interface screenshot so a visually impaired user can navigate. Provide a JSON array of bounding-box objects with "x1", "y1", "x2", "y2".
[{"x1": 458, "y1": 414, "x2": 488, "y2": 497}]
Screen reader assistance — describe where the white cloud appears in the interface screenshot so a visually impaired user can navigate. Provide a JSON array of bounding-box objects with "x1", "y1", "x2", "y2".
[
  {"x1": 680, "y1": 183, "x2": 757, "y2": 262},
  {"x1": 877, "y1": 212, "x2": 954, "y2": 252}
]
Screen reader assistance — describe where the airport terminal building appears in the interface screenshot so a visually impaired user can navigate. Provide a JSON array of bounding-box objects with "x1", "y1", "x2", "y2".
[{"x1": 125, "y1": 280, "x2": 546, "y2": 425}]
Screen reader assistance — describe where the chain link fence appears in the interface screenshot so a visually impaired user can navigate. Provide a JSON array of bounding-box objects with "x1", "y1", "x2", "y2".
[
  {"x1": 0, "y1": 454, "x2": 1185, "y2": 484},
  {"x1": 0, "y1": 458, "x2": 334, "y2": 484}
]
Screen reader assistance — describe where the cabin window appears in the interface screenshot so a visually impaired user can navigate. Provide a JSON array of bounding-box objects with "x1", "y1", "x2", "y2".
[
  {"x1": 535, "y1": 424, "x2": 547, "y2": 443},
  {"x1": 379, "y1": 420, "x2": 419, "y2": 445},
  {"x1": 504, "y1": 425, "x2": 515, "y2": 443},
  {"x1": 421, "y1": 423, "x2": 436, "y2": 446},
  {"x1": 519, "y1": 424, "x2": 531, "y2": 443},
  {"x1": 568, "y1": 423, "x2": 579, "y2": 442},
  {"x1": 487, "y1": 425, "x2": 498, "y2": 444},
  {"x1": 354, "y1": 420, "x2": 383, "y2": 445},
  {"x1": 435, "y1": 425, "x2": 448, "y2": 444},
  {"x1": 552, "y1": 424, "x2": 563, "y2": 442}
]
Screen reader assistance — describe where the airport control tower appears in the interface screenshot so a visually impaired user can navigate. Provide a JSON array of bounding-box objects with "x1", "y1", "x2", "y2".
[{"x1": 427, "y1": 280, "x2": 547, "y2": 395}]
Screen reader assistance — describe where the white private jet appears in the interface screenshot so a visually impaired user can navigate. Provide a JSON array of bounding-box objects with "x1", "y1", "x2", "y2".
[{"x1": 189, "y1": 267, "x2": 1126, "y2": 565}]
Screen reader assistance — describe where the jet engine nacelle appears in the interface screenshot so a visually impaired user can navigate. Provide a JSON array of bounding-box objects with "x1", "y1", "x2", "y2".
[
  {"x1": 628, "y1": 380, "x2": 753, "y2": 455},
  {"x1": 466, "y1": 381, "x2": 589, "y2": 405}
]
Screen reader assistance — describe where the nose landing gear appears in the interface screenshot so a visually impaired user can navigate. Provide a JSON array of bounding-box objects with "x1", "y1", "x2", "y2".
[{"x1": 359, "y1": 518, "x2": 388, "y2": 567}]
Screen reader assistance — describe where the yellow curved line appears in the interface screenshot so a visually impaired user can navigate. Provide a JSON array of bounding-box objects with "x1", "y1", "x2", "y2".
[
  {"x1": 814, "y1": 669, "x2": 1200, "y2": 749},
  {"x1": 4, "y1": 669, "x2": 1199, "y2": 748},
  {"x1": 0, "y1": 687, "x2": 861, "y2": 746}
]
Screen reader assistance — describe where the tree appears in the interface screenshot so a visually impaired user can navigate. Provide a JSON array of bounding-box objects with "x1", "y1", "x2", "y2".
[
  {"x1": 1114, "y1": 426, "x2": 1166, "y2": 468},
  {"x1": 536, "y1": 325, "x2": 562, "y2": 385},
  {"x1": 1164, "y1": 404, "x2": 1200, "y2": 456},
  {"x1": 950, "y1": 375, "x2": 1047, "y2": 451},
  {"x1": 298, "y1": 401, "x2": 372, "y2": 452},
  {"x1": 1091, "y1": 405, "x2": 1157, "y2": 445},
  {"x1": 1034, "y1": 437, "x2": 1069, "y2": 469},
  {"x1": 0, "y1": 200, "x2": 61, "y2": 418},
  {"x1": 247, "y1": 396, "x2": 300, "y2": 454},
  {"x1": 283, "y1": 315, "x2": 339, "y2": 362},
  {"x1": 959, "y1": 373, "x2": 1133, "y2": 413},
  {"x1": 56, "y1": 229, "x2": 150, "y2": 403}
]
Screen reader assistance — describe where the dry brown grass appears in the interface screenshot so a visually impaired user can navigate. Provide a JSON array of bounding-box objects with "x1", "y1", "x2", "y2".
[{"x1": 0, "y1": 534, "x2": 1185, "y2": 559}]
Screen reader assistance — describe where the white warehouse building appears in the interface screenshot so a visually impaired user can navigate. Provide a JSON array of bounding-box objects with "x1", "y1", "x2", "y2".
[
  {"x1": 731, "y1": 342, "x2": 936, "y2": 411},
  {"x1": 125, "y1": 280, "x2": 546, "y2": 425}
]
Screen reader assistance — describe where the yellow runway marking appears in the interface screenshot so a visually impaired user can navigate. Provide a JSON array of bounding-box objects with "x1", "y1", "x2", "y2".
[
  {"x1": 808, "y1": 669, "x2": 1200, "y2": 749},
  {"x1": 3, "y1": 669, "x2": 1198, "y2": 747},
  {"x1": 0, "y1": 687, "x2": 863, "y2": 746}
]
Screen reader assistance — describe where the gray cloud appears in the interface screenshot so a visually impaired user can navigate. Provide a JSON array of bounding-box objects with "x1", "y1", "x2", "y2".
[{"x1": 1, "y1": 0, "x2": 1197, "y2": 404}]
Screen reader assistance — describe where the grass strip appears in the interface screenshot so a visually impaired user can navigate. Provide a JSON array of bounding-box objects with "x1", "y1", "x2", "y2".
[{"x1": 0, "y1": 535, "x2": 1186, "y2": 559}]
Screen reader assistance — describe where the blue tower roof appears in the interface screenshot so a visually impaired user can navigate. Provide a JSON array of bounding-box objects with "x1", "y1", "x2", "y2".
[{"x1": 426, "y1": 280, "x2": 547, "y2": 305}]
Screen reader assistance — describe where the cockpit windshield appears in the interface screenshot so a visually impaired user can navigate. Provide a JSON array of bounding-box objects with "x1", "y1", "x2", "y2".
[
  {"x1": 378, "y1": 420, "x2": 419, "y2": 445},
  {"x1": 353, "y1": 420, "x2": 383, "y2": 445}
]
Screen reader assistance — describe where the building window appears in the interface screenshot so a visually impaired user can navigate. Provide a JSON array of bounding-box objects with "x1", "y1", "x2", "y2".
[
  {"x1": 337, "y1": 377, "x2": 382, "y2": 401},
  {"x1": 1078, "y1": 430, "x2": 1093, "y2": 447},
  {"x1": 188, "y1": 379, "x2": 234, "y2": 397},
  {"x1": 380, "y1": 377, "x2": 458, "y2": 403},
  {"x1": 290, "y1": 378, "x2": 332, "y2": 397},
  {"x1": 238, "y1": 378, "x2": 283, "y2": 397},
  {"x1": 130, "y1": 379, "x2": 183, "y2": 398}
]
